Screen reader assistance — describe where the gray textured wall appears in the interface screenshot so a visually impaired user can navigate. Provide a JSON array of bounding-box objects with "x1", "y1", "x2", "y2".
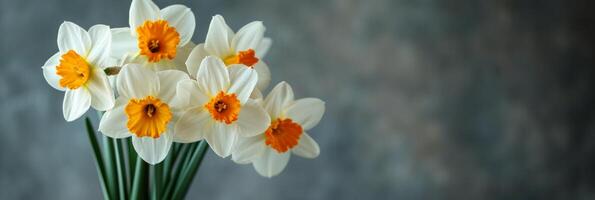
[{"x1": 1, "y1": 0, "x2": 594, "y2": 199}]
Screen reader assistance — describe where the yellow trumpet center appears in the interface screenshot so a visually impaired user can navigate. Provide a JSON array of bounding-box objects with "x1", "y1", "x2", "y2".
[
  {"x1": 56, "y1": 50, "x2": 91, "y2": 89},
  {"x1": 125, "y1": 96, "x2": 172, "y2": 138},
  {"x1": 136, "y1": 20, "x2": 180, "y2": 63},
  {"x1": 264, "y1": 118, "x2": 303, "y2": 153},
  {"x1": 205, "y1": 92, "x2": 241, "y2": 124},
  {"x1": 223, "y1": 49, "x2": 259, "y2": 67}
]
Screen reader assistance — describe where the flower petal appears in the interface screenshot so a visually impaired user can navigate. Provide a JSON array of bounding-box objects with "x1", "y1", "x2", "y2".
[
  {"x1": 117, "y1": 63, "x2": 160, "y2": 99},
  {"x1": 231, "y1": 21, "x2": 265, "y2": 52},
  {"x1": 87, "y1": 24, "x2": 112, "y2": 67},
  {"x1": 236, "y1": 100, "x2": 270, "y2": 137},
  {"x1": 42, "y1": 52, "x2": 65, "y2": 91},
  {"x1": 204, "y1": 15, "x2": 233, "y2": 57},
  {"x1": 256, "y1": 37, "x2": 272, "y2": 58},
  {"x1": 157, "y1": 70, "x2": 189, "y2": 103},
  {"x1": 132, "y1": 131, "x2": 173, "y2": 165},
  {"x1": 285, "y1": 98, "x2": 325, "y2": 130},
  {"x1": 161, "y1": 4, "x2": 195, "y2": 46},
  {"x1": 172, "y1": 41, "x2": 196, "y2": 73},
  {"x1": 110, "y1": 27, "x2": 137, "y2": 61},
  {"x1": 185, "y1": 43, "x2": 208, "y2": 78},
  {"x1": 196, "y1": 56, "x2": 230, "y2": 96},
  {"x1": 227, "y1": 65, "x2": 257, "y2": 104},
  {"x1": 57, "y1": 21, "x2": 91, "y2": 56},
  {"x1": 171, "y1": 79, "x2": 209, "y2": 109},
  {"x1": 252, "y1": 148, "x2": 290, "y2": 178},
  {"x1": 173, "y1": 108, "x2": 210, "y2": 143},
  {"x1": 292, "y1": 132, "x2": 319, "y2": 158},
  {"x1": 232, "y1": 135, "x2": 266, "y2": 164},
  {"x1": 63, "y1": 88, "x2": 91, "y2": 121},
  {"x1": 253, "y1": 61, "x2": 271, "y2": 90},
  {"x1": 129, "y1": 0, "x2": 160, "y2": 33},
  {"x1": 204, "y1": 122, "x2": 237, "y2": 158},
  {"x1": 87, "y1": 67, "x2": 115, "y2": 111},
  {"x1": 98, "y1": 98, "x2": 131, "y2": 138},
  {"x1": 263, "y1": 81, "x2": 294, "y2": 119}
]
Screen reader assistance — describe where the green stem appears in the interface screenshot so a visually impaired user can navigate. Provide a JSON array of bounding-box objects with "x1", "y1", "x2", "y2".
[
  {"x1": 102, "y1": 135, "x2": 118, "y2": 200},
  {"x1": 130, "y1": 157, "x2": 147, "y2": 200},
  {"x1": 114, "y1": 138, "x2": 128, "y2": 200},
  {"x1": 161, "y1": 144, "x2": 192, "y2": 199},
  {"x1": 151, "y1": 163, "x2": 163, "y2": 200},
  {"x1": 84, "y1": 118, "x2": 110, "y2": 200},
  {"x1": 172, "y1": 141, "x2": 209, "y2": 200},
  {"x1": 127, "y1": 138, "x2": 137, "y2": 184}
]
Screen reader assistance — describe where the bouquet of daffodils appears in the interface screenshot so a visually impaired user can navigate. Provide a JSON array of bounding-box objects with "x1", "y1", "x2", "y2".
[{"x1": 41, "y1": 0, "x2": 325, "y2": 199}]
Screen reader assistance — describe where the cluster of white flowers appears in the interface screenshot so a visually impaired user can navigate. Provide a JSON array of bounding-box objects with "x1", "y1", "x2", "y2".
[{"x1": 42, "y1": 0, "x2": 324, "y2": 177}]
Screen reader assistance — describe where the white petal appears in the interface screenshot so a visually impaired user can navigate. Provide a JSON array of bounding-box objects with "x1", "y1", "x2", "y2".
[
  {"x1": 204, "y1": 122, "x2": 237, "y2": 158},
  {"x1": 63, "y1": 88, "x2": 91, "y2": 121},
  {"x1": 227, "y1": 65, "x2": 257, "y2": 104},
  {"x1": 57, "y1": 21, "x2": 91, "y2": 56},
  {"x1": 250, "y1": 88, "x2": 264, "y2": 101},
  {"x1": 42, "y1": 52, "x2": 65, "y2": 91},
  {"x1": 117, "y1": 64, "x2": 160, "y2": 99},
  {"x1": 129, "y1": 0, "x2": 160, "y2": 32},
  {"x1": 253, "y1": 61, "x2": 271, "y2": 90},
  {"x1": 252, "y1": 148, "x2": 290, "y2": 178},
  {"x1": 161, "y1": 4, "x2": 195, "y2": 46},
  {"x1": 231, "y1": 21, "x2": 265, "y2": 52},
  {"x1": 236, "y1": 100, "x2": 270, "y2": 137},
  {"x1": 173, "y1": 109, "x2": 210, "y2": 143},
  {"x1": 292, "y1": 132, "x2": 319, "y2": 158},
  {"x1": 132, "y1": 131, "x2": 173, "y2": 165},
  {"x1": 263, "y1": 81, "x2": 294, "y2": 119},
  {"x1": 157, "y1": 70, "x2": 189, "y2": 103},
  {"x1": 98, "y1": 98, "x2": 131, "y2": 138},
  {"x1": 87, "y1": 67, "x2": 115, "y2": 111},
  {"x1": 171, "y1": 79, "x2": 209, "y2": 109},
  {"x1": 110, "y1": 27, "x2": 137, "y2": 61},
  {"x1": 256, "y1": 37, "x2": 272, "y2": 58},
  {"x1": 87, "y1": 24, "x2": 112, "y2": 67},
  {"x1": 172, "y1": 41, "x2": 196, "y2": 73},
  {"x1": 196, "y1": 56, "x2": 230, "y2": 96},
  {"x1": 185, "y1": 43, "x2": 209, "y2": 78},
  {"x1": 285, "y1": 98, "x2": 325, "y2": 130},
  {"x1": 232, "y1": 135, "x2": 266, "y2": 164},
  {"x1": 204, "y1": 15, "x2": 233, "y2": 57}
]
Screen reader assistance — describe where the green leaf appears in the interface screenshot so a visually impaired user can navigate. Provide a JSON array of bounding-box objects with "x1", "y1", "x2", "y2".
[
  {"x1": 130, "y1": 157, "x2": 148, "y2": 200},
  {"x1": 113, "y1": 138, "x2": 128, "y2": 199},
  {"x1": 84, "y1": 118, "x2": 110, "y2": 200},
  {"x1": 171, "y1": 141, "x2": 209, "y2": 200}
]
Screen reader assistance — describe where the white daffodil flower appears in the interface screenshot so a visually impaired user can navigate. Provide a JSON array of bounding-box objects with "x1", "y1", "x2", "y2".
[
  {"x1": 174, "y1": 56, "x2": 270, "y2": 158},
  {"x1": 110, "y1": 0, "x2": 196, "y2": 71},
  {"x1": 98, "y1": 64, "x2": 190, "y2": 165},
  {"x1": 42, "y1": 21, "x2": 115, "y2": 122},
  {"x1": 185, "y1": 15, "x2": 272, "y2": 90},
  {"x1": 231, "y1": 82, "x2": 325, "y2": 177}
]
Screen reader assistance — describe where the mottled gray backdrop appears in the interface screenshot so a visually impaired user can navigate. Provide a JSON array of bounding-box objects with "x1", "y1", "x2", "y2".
[{"x1": 1, "y1": 0, "x2": 595, "y2": 199}]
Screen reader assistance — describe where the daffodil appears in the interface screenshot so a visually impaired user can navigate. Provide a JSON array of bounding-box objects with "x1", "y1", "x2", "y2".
[
  {"x1": 174, "y1": 56, "x2": 270, "y2": 158},
  {"x1": 110, "y1": 0, "x2": 196, "y2": 71},
  {"x1": 185, "y1": 15, "x2": 272, "y2": 90},
  {"x1": 42, "y1": 22, "x2": 115, "y2": 121},
  {"x1": 98, "y1": 64, "x2": 190, "y2": 164},
  {"x1": 231, "y1": 82, "x2": 325, "y2": 177}
]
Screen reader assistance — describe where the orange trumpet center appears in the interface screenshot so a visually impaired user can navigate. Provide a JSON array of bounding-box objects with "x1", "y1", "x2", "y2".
[
  {"x1": 223, "y1": 49, "x2": 259, "y2": 67},
  {"x1": 56, "y1": 50, "x2": 91, "y2": 89},
  {"x1": 265, "y1": 118, "x2": 303, "y2": 153},
  {"x1": 125, "y1": 96, "x2": 172, "y2": 138},
  {"x1": 205, "y1": 92, "x2": 241, "y2": 124},
  {"x1": 136, "y1": 20, "x2": 180, "y2": 63}
]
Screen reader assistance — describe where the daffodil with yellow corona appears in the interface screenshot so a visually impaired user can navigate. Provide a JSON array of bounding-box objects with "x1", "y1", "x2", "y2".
[
  {"x1": 111, "y1": 0, "x2": 196, "y2": 71},
  {"x1": 42, "y1": 22, "x2": 115, "y2": 121}
]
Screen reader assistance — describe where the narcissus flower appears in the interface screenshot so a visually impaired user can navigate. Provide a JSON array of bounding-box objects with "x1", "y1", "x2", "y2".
[
  {"x1": 98, "y1": 64, "x2": 190, "y2": 164},
  {"x1": 174, "y1": 56, "x2": 270, "y2": 158},
  {"x1": 231, "y1": 82, "x2": 325, "y2": 177},
  {"x1": 110, "y1": 0, "x2": 196, "y2": 71},
  {"x1": 42, "y1": 21, "x2": 115, "y2": 121},
  {"x1": 186, "y1": 15, "x2": 272, "y2": 90}
]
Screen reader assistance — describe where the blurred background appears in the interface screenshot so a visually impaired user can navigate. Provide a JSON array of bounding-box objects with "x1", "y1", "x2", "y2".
[{"x1": 1, "y1": 0, "x2": 594, "y2": 199}]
